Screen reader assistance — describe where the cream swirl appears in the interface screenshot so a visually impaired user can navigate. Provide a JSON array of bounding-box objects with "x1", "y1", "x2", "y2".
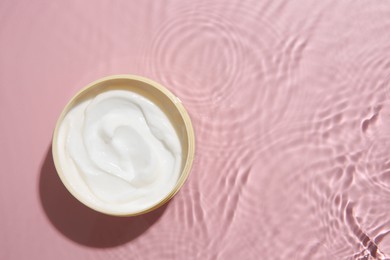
[{"x1": 57, "y1": 90, "x2": 182, "y2": 213}]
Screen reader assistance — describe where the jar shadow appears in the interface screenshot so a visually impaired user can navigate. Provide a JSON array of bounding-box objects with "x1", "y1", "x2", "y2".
[{"x1": 39, "y1": 145, "x2": 168, "y2": 248}]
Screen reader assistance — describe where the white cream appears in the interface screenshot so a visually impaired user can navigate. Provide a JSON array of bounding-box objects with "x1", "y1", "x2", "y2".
[{"x1": 56, "y1": 90, "x2": 182, "y2": 214}]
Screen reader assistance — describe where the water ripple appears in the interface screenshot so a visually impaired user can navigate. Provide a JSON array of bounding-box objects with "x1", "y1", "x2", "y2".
[
  {"x1": 143, "y1": 1, "x2": 390, "y2": 258},
  {"x1": 147, "y1": 6, "x2": 245, "y2": 109}
]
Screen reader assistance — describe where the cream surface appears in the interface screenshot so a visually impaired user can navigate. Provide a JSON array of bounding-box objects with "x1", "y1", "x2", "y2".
[{"x1": 56, "y1": 90, "x2": 182, "y2": 214}]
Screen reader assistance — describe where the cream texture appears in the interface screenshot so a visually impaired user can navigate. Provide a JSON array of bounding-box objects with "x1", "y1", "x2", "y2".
[{"x1": 56, "y1": 90, "x2": 182, "y2": 214}]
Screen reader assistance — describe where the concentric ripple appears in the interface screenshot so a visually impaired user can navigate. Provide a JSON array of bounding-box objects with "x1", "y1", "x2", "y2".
[{"x1": 147, "y1": 6, "x2": 245, "y2": 108}]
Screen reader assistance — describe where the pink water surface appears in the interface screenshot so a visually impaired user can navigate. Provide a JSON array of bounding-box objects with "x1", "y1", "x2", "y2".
[{"x1": 1, "y1": 0, "x2": 390, "y2": 259}]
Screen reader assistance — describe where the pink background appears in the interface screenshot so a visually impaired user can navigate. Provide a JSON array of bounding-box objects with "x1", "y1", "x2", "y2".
[{"x1": 2, "y1": 0, "x2": 390, "y2": 259}]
